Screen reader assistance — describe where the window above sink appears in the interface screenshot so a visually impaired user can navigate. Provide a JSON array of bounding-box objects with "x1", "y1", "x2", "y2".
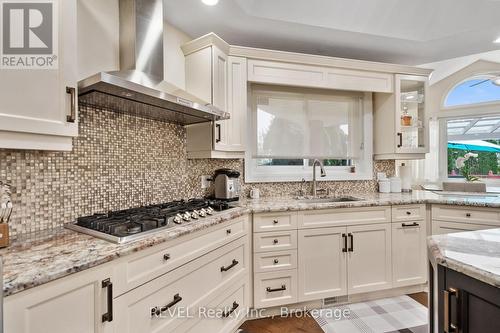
[{"x1": 245, "y1": 85, "x2": 374, "y2": 183}]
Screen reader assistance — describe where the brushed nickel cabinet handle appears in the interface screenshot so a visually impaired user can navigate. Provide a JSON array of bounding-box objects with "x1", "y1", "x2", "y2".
[
  {"x1": 66, "y1": 86, "x2": 76, "y2": 123},
  {"x1": 443, "y1": 287, "x2": 459, "y2": 333}
]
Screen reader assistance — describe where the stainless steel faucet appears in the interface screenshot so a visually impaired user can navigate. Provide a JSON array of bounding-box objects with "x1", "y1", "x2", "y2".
[{"x1": 312, "y1": 159, "x2": 326, "y2": 197}]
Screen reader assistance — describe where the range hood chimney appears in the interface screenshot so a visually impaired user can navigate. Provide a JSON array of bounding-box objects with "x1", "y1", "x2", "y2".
[{"x1": 78, "y1": 0, "x2": 229, "y2": 125}]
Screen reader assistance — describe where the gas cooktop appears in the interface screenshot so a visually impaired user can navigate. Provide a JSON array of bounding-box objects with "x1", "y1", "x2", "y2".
[{"x1": 65, "y1": 199, "x2": 233, "y2": 243}]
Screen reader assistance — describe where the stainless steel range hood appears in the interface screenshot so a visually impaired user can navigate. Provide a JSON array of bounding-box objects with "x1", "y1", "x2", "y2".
[{"x1": 78, "y1": 0, "x2": 229, "y2": 125}]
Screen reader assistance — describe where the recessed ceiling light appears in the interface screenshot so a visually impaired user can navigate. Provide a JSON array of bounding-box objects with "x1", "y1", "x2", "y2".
[
  {"x1": 494, "y1": 37, "x2": 500, "y2": 43},
  {"x1": 202, "y1": 0, "x2": 219, "y2": 5}
]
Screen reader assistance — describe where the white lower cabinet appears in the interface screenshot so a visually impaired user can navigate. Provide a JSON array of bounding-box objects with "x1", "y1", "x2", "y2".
[
  {"x1": 392, "y1": 220, "x2": 426, "y2": 287},
  {"x1": 431, "y1": 204, "x2": 500, "y2": 235},
  {"x1": 177, "y1": 280, "x2": 249, "y2": 333},
  {"x1": 4, "y1": 265, "x2": 115, "y2": 333},
  {"x1": 347, "y1": 223, "x2": 392, "y2": 294},
  {"x1": 5, "y1": 217, "x2": 250, "y2": 333},
  {"x1": 432, "y1": 220, "x2": 496, "y2": 235},
  {"x1": 113, "y1": 237, "x2": 247, "y2": 333},
  {"x1": 297, "y1": 227, "x2": 347, "y2": 302},
  {"x1": 253, "y1": 206, "x2": 428, "y2": 309},
  {"x1": 254, "y1": 269, "x2": 298, "y2": 308}
]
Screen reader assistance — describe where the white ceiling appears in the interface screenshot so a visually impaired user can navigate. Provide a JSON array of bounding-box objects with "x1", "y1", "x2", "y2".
[{"x1": 164, "y1": 0, "x2": 500, "y2": 65}]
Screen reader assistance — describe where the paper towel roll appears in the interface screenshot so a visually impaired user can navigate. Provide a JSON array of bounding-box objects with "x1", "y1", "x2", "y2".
[{"x1": 399, "y1": 164, "x2": 412, "y2": 192}]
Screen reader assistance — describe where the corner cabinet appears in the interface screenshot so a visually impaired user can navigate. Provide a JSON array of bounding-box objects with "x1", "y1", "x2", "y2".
[
  {"x1": 182, "y1": 34, "x2": 247, "y2": 159},
  {"x1": 373, "y1": 74, "x2": 429, "y2": 160},
  {"x1": 0, "y1": 0, "x2": 78, "y2": 151},
  {"x1": 4, "y1": 265, "x2": 115, "y2": 333}
]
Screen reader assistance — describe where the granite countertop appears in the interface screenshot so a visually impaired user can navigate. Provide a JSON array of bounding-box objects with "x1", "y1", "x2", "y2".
[
  {"x1": 241, "y1": 190, "x2": 500, "y2": 212},
  {"x1": 0, "y1": 206, "x2": 249, "y2": 297},
  {"x1": 3, "y1": 190, "x2": 500, "y2": 297},
  {"x1": 428, "y1": 228, "x2": 500, "y2": 287}
]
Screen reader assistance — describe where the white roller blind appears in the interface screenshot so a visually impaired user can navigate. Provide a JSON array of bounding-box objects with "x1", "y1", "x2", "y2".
[{"x1": 252, "y1": 86, "x2": 363, "y2": 159}]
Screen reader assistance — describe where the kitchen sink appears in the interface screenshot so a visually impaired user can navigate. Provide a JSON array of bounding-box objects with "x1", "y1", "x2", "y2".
[{"x1": 296, "y1": 196, "x2": 363, "y2": 204}]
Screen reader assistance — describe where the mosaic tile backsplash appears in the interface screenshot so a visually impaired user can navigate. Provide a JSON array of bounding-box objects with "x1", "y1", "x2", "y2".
[{"x1": 0, "y1": 105, "x2": 394, "y2": 237}]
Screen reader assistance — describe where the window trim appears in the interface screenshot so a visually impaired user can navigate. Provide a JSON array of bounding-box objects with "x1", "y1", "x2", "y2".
[
  {"x1": 437, "y1": 72, "x2": 500, "y2": 185},
  {"x1": 245, "y1": 89, "x2": 373, "y2": 183},
  {"x1": 438, "y1": 117, "x2": 500, "y2": 185}
]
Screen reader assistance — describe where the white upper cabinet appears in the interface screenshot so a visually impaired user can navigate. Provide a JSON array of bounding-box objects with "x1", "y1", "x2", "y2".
[
  {"x1": 373, "y1": 74, "x2": 430, "y2": 160},
  {"x1": 183, "y1": 33, "x2": 229, "y2": 112},
  {"x1": 248, "y1": 59, "x2": 394, "y2": 93},
  {"x1": 0, "y1": 0, "x2": 78, "y2": 151},
  {"x1": 183, "y1": 34, "x2": 247, "y2": 158}
]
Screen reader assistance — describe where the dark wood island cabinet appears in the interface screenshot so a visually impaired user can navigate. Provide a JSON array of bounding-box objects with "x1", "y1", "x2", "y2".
[{"x1": 431, "y1": 264, "x2": 500, "y2": 333}]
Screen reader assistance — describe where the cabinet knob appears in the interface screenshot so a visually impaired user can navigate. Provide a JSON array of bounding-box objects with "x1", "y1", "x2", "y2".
[
  {"x1": 273, "y1": 219, "x2": 279, "y2": 224},
  {"x1": 226, "y1": 229, "x2": 232, "y2": 235},
  {"x1": 273, "y1": 259, "x2": 279, "y2": 264},
  {"x1": 406, "y1": 211, "x2": 411, "y2": 215},
  {"x1": 273, "y1": 239, "x2": 279, "y2": 244},
  {"x1": 466, "y1": 213, "x2": 471, "y2": 218},
  {"x1": 163, "y1": 253, "x2": 171, "y2": 261}
]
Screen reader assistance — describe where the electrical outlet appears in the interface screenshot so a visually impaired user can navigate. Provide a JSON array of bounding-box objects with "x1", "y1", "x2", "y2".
[{"x1": 201, "y1": 175, "x2": 212, "y2": 189}]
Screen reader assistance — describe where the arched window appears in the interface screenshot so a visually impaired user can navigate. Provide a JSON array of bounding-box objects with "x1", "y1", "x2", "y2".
[{"x1": 444, "y1": 75, "x2": 500, "y2": 107}]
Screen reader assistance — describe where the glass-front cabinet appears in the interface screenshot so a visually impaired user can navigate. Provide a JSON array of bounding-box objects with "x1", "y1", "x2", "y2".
[
  {"x1": 373, "y1": 74, "x2": 429, "y2": 160},
  {"x1": 396, "y1": 75, "x2": 428, "y2": 154}
]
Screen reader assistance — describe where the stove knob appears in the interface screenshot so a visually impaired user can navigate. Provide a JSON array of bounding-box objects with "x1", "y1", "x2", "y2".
[
  {"x1": 206, "y1": 207, "x2": 215, "y2": 215},
  {"x1": 198, "y1": 209, "x2": 206, "y2": 217},
  {"x1": 182, "y1": 212, "x2": 191, "y2": 221},
  {"x1": 173, "y1": 214, "x2": 183, "y2": 224},
  {"x1": 190, "y1": 211, "x2": 199, "y2": 219}
]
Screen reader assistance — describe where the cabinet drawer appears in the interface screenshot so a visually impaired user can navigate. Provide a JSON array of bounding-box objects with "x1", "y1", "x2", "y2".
[
  {"x1": 253, "y1": 212, "x2": 298, "y2": 232},
  {"x1": 179, "y1": 281, "x2": 248, "y2": 333},
  {"x1": 115, "y1": 216, "x2": 246, "y2": 295},
  {"x1": 113, "y1": 238, "x2": 247, "y2": 333},
  {"x1": 299, "y1": 206, "x2": 391, "y2": 229},
  {"x1": 432, "y1": 205, "x2": 500, "y2": 225},
  {"x1": 254, "y1": 250, "x2": 297, "y2": 273},
  {"x1": 431, "y1": 220, "x2": 496, "y2": 235},
  {"x1": 253, "y1": 230, "x2": 298, "y2": 253},
  {"x1": 254, "y1": 270, "x2": 298, "y2": 308},
  {"x1": 392, "y1": 204, "x2": 426, "y2": 222}
]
